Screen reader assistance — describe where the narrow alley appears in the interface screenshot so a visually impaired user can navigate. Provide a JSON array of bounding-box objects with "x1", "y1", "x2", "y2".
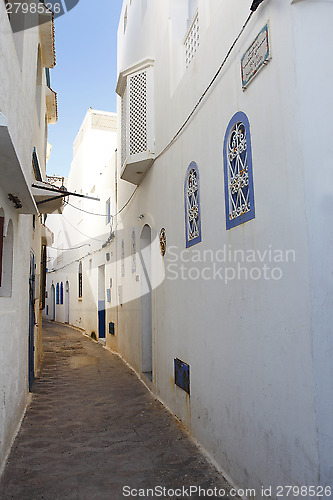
[{"x1": 0, "y1": 322, "x2": 233, "y2": 500}]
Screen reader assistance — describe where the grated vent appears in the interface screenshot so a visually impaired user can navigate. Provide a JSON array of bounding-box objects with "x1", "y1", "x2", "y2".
[
  {"x1": 128, "y1": 71, "x2": 148, "y2": 155},
  {"x1": 185, "y1": 12, "x2": 199, "y2": 68},
  {"x1": 121, "y1": 82, "x2": 127, "y2": 167}
]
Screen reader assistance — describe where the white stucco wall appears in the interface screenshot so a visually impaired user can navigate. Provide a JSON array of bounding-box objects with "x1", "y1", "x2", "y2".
[
  {"x1": 45, "y1": 110, "x2": 118, "y2": 344},
  {"x1": 0, "y1": 2, "x2": 55, "y2": 472},
  {"x1": 114, "y1": 0, "x2": 333, "y2": 495}
]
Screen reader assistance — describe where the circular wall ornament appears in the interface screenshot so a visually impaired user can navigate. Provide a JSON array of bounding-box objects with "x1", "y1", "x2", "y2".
[{"x1": 159, "y1": 228, "x2": 166, "y2": 257}]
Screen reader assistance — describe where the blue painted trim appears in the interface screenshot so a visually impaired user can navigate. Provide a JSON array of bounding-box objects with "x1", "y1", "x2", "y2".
[
  {"x1": 32, "y1": 148, "x2": 42, "y2": 182},
  {"x1": 56, "y1": 283, "x2": 59, "y2": 305},
  {"x1": 60, "y1": 282, "x2": 64, "y2": 305},
  {"x1": 98, "y1": 300, "x2": 106, "y2": 339},
  {"x1": 223, "y1": 111, "x2": 255, "y2": 230},
  {"x1": 184, "y1": 161, "x2": 202, "y2": 248}
]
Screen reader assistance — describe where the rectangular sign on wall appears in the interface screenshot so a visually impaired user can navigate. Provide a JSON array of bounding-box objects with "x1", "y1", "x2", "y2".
[
  {"x1": 174, "y1": 358, "x2": 190, "y2": 395},
  {"x1": 241, "y1": 23, "x2": 271, "y2": 90}
]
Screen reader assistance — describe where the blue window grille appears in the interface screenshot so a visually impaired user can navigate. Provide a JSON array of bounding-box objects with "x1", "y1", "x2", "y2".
[
  {"x1": 56, "y1": 283, "x2": 59, "y2": 305},
  {"x1": 60, "y1": 282, "x2": 64, "y2": 305},
  {"x1": 78, "y1": 261, "x2": 83, "y2": 298},
  {"x1": 185, "y1": 161, "x2": 202, "y2": 248},
  {"x1": 223, "y1": 112, "x2": 255, "y2": 230}
]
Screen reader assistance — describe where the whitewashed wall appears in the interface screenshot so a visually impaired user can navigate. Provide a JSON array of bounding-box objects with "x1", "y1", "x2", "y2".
[
  {"x1": 115, "y1": 0, "x2": 333, "y2": 495},
  {"x1": 45, "y1": 110, "x2": 118, "y2": 346},
  {"x1": 0, "y1": 2, "x2": 52, "y2": 473}
]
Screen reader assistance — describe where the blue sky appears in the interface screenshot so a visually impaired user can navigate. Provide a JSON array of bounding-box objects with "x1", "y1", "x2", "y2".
[{"x1": 46, "y1": 0, "x2": 123, "y2": 177}]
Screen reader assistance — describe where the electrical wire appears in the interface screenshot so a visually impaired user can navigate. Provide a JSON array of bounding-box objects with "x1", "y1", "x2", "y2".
[
  {"x1": 154, "y1": 11, "x2": 254, "y2": 162},
  {"x1": 64, "y1": 201, "x2": 107, "y2": 217},
  {"x1": 60, "y1": 12, "x2": 254, "y2": 221},
  {"x1": 61, "y1": 214, "x2": 106, "y2": 242},
  {"x1": 48, "y1": 244, "x2": 92, "y2": 251},
  {"x1": 64, "y1": 186, "x2": 139, "y2": 218}
]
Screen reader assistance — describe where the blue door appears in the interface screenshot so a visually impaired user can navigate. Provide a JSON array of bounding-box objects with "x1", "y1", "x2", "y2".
[
  {"x1": 51, "y1": 284, "x2": 55, "y2": 320},
  {"x1": 98, "y1": 301, "x2": 106, "y2": 339},
  {"x1": 98, "y1": 265, "x2": 106, "y2": 339}
]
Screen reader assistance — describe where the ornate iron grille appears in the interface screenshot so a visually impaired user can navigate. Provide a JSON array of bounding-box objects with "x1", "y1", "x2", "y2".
[
  {"x1": 185, "y1": 12, "x2": 199, "y2": 68},
  {"x1": 128, "y1": 71, "x2": 148, "y2": 155},
  {"x1": 227, "y1": 121, "x2": 250, "y2": 221},
  {"x1": 186, "y1": 168, "x2": 200, "y2": 243}
]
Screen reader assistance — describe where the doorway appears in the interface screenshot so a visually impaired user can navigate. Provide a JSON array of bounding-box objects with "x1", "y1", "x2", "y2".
[
  {"x1": 98, "y1": 265, "x2": 106, "y2": 339},
  {"x1": 51, "y1": 284, "x2": 55, "y2": 321},
  {"x1": 65, "y1": 281, "x2": 69, "y2": 324},
  {"x1": 140, "y1": 225, "x2": 153, "y2": 381}
]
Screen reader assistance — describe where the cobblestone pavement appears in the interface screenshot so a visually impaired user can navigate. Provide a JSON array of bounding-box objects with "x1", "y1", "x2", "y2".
[{"x1": 0, "y1": 321, "x2": 233, "y2": 500}]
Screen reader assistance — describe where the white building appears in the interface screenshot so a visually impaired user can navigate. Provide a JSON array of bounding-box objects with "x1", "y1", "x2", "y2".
[
  {"x1": 45, "y1": 0, "x2": 333, "y2": 495},
  {"x1": 45, "y1": 109, "x2": 118, "y2": 341},
  {"x1": 113, "y1": 0, "x2": 333, "y2": 494},
  {"x1": 0, "y1": 1, "x2": 59, "y2": 473}
]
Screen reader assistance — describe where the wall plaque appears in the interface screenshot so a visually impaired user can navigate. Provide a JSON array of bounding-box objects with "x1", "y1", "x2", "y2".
[{"x1": 241, "y1": 24, "x2": 270, "y2": 90}]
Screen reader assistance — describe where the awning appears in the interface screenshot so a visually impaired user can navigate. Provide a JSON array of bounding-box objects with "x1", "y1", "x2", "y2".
[
  {"x1": 41, "y1": 223, "x2": 54, "y2": 246},
  {"x1": 31, "y1": 182, "x2": 100, "y2": 214},
  {"x1": 46, "y1": 86, "x2": 58, "y2": 124},
  {"x1": 0, "y1": 113, "x2": 37, "y2": 214},
  {"x1": 31, "y1": 180, "x2": 66, "y2": 214},
  {"x1": 39, "y1": 5, "x2": 56, "y2": 68}
]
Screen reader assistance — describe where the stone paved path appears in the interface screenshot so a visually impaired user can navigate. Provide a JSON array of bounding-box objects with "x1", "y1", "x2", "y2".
[{"x1": 0, "y1": 321, "x2": 233, "y2": 500}]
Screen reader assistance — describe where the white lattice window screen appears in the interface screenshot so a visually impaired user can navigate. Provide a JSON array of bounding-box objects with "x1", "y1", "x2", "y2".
[
  {"x1": 128, "y1": 71, "x2": 148, "y2": 155},
  {"x1": 185, "y1": 12, "x2": 199, "y2": 68},
  {"x1": 186, "y1": 168, "x2": 200, "y2": 241},
  {"x1": 227, "y1": 122, "x2": 250, "y2": 221},
  {"x1": 121, "y1": 83, "x2": 127, "y2": 167}
]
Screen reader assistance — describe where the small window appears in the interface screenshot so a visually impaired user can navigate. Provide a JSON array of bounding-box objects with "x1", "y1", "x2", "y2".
[
  {"x1": 60, "y1": 282, "x2": 64, "y2": 305},
  {"x1": 78, "y1": 261, "x2": 83, "y2": 298},
  {"x1": 223, "y1": 111, "x2": 255, "y2": 230},
  {"x1": 184, "y1": 9, "x2": 199, "y2": 68},
  {"x1": 106, "y1": 198, "x2": 111, "y2": 225},
  {"x1": 56, "y1": 283, "x2": 60, "y2": 305},
  {"x1": 185, "y1": 162, "x2": 202, "y2": 248}
]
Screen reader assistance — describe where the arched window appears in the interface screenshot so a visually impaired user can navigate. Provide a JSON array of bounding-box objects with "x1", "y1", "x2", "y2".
[
  {"x1": 60, "y1": 282, "x2": 64, "y2": 305},
  {"x1": 78, "y1": 261, "x2": 83, "y2": 298},
  {"x1": 131, "y1": 229, "x2": 136, "y2": 273},
  {"x1": 223, "y1": 111, "x2": 255, "y2": 230},
  {"x1": 184, "y1": 161, "x2": 202, "y2": 248},
  {"x1": 56, "y1": 283, "x2": 60, "y2": 305},
  {"x1": 0, "y1": 218, "x2": 13, "y2": 297}
]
